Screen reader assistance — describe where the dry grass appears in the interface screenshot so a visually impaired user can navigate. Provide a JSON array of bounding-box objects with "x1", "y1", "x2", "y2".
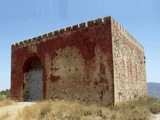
[
  {"x1": 1, "y1": 90, "x2": 159, "y2": 120},
  {"x1": 0, "y1": 97, "x2": 149, "y2": 120},
  {"x1": 112, "y1": 97, "x2": 160, "y2": 114},
  {"x1": 16, "y1": 97, "x2": 160, "y2": 120},
  {"x1": 0, "y1": 96, "x2": 14, "y2": 108},
  {"x1": 16, "y1": 100, "x2": 110, "y2": 120},
  {"x1": 0, "y1": 113, "x2": 9, "y2": 120}
]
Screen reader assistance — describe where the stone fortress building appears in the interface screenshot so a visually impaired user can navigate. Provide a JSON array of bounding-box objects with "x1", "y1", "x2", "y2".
[{"x1": 11, "y1": 16, "x2": 148, "y2": 106}]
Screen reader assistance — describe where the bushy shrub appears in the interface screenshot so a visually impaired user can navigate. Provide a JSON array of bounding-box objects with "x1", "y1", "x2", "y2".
[{"x1": 0, "y1": 89, "x2": 10, "y2": 98}]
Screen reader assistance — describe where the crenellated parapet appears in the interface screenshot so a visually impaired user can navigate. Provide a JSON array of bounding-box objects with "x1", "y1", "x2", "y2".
[
  {"x1": 11, "y1": 15, "x2": 147, "y2": 105},
  {"x1": 111, "y1": 18, "x2": 144, "y2": 52},
  {"x1": 12, "y1": 16, "x2": 112, "y2": 51},
  {"x1": 12, "y1": 16, "x2": 143, "y2": 52}
]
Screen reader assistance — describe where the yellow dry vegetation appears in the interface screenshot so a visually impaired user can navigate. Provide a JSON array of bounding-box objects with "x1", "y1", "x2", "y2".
[
  {"x1": 16, "y1": 97, "x2": 160, "y2": 120},
  {"x1": 0, "y1": 96, "x2": 159, "y2": 120},
  {"x1": 0, "y1": 97, "x2": 14, "y2": 108}
]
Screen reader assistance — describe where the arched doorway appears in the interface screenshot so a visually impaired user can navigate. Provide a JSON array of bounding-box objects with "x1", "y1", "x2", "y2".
[{"x1": 23, "y1": 56, "x2": 43, "y2": 101}]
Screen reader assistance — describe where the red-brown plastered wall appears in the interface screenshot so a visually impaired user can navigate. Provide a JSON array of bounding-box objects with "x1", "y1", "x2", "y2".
[{"x1": 11, "y1": 17, "x2": 114, "y2": 106}]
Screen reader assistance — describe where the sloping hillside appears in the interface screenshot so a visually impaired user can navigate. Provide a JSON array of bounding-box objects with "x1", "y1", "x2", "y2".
[{"x1": 148, "y1": 82, "x2": 160, "y2": 98}]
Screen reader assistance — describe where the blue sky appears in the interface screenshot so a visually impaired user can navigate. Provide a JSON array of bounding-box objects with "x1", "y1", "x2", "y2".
[{"x1": 0, "y1": 0, "x2": 160, "y2": 90}]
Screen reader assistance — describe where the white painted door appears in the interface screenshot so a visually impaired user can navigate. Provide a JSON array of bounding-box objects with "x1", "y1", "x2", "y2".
[{"x1": 28, "y1": 69, "x2": 43, "y2": 101}]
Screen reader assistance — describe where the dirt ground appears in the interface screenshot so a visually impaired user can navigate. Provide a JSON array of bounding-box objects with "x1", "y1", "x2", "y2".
[
  {"x1": 0, "y1": 102, "x2": 160, "y2": 120},
  {"x1": 0, "y1": 102, "x2": 34, "y2": 120},
  {"x1": 149, "y1": 113, "x2": 160, "y2": 120}
]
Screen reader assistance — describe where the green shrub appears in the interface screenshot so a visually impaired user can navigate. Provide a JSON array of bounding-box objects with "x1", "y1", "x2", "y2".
[{"x1": 0, "y1": 89, "x2": 10, "y2": 98}]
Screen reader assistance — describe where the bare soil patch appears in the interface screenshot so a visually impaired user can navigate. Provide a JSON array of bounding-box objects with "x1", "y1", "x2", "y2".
[
  {"x1": 149, "y1": 113, "x2": 160, "y2": 120},
  {"x1": 0, "y1": 102, "x2": 34, "y2": 120}
]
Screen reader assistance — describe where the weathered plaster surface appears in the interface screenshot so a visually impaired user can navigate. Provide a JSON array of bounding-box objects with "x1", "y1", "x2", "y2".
[{"x1": 11, "y1": 16, "x2": 147, "y2": 106}]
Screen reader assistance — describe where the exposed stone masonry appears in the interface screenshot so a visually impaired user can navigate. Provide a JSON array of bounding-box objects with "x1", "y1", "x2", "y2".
[{"x1": 11, "y1": 16, "x2": 148, "y2": 106}]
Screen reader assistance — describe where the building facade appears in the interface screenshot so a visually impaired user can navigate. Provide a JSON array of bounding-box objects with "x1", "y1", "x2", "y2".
[{"x1": 11, "y1": 16, "x2": 148, "y2": 105}]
